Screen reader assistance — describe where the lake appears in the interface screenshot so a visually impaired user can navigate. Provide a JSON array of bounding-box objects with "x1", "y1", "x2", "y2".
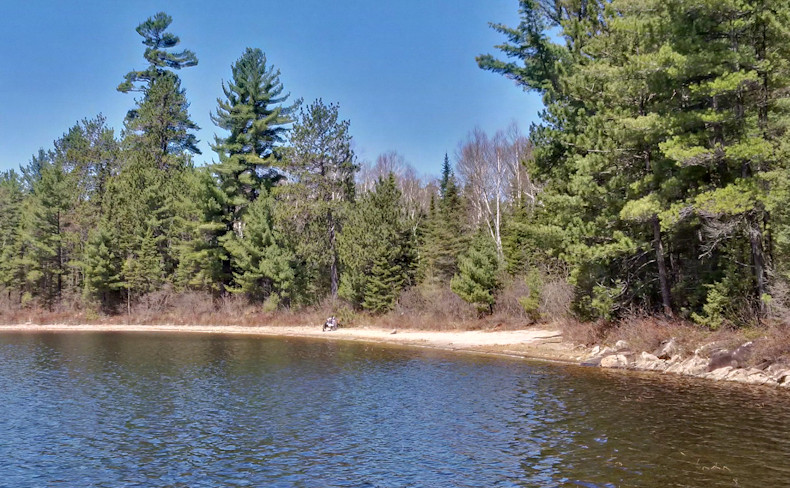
[{"x1": 0, "y1": 331, "x2": 788, "y2": 487}]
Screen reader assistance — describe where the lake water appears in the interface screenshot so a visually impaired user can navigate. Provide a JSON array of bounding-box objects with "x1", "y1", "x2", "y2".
[{"x1": 0, "y1": 332, "x2": 789, "y2": 487}]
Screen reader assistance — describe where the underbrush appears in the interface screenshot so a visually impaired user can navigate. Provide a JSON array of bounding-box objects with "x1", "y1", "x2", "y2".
[
  {"x1": 5, "y1": 287, "x2": 790, "y2": 364},
  {"x1": 558, "y1": 313, "x2": 790, "y2": 366}
]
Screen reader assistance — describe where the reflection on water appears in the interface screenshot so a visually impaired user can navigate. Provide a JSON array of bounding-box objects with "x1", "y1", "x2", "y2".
[{"x1": 0, "y1": 332, "x2": 789, "y2": 487}]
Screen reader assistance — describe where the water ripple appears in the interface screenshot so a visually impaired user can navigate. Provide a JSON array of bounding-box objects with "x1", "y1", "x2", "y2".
[{"x1": 0, "y1": 333, "x2": 789, "y2": 487}]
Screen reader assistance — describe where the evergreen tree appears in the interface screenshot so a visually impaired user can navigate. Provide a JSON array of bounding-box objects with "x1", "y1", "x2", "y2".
[
  {"x1": 121, "y1": 226, "x2": 164, "y2": 313},
  {"x1": 224, "y1": 189, "x2": 295, "y2": 305},
  {"x1": 82, "y1": 224, "x2": 123, "y2": 310},
  {"x1": 20, "y1": 159, "x2": 73, "y2": 308},
  {"x1": 119, "y1": 12, "x2": 200, "y2": 169},
  {"x1": 281, "y1": 99, "x2": 357, "y2": 300},
  {"x1": 117, "y1": 12, "x2": 198, "y2": 93},
  {"x1": 480, "y1": 0, "x2": 790, "y2": 323},
  {"x1": 176, "y1": 168, "x2": 230, "y2": 293},
  {"x1": 419, "y1": 155, "x2": 467, "y2": 283},
  {"x1": 0, "y1": 171, "x2": 25, "y2": 300},
  {"x1": 212, "y1": 48, "x2": 296, "y2": 199},
  {"x1": 208, "y1": 48, "x2": 296, "y2": 293},
  {"x1": 451, "y1": 233, "x2": 501, "y2": 315},
  {"x1": 338, "y1": 174, "x2": 415, "y2": 312}
]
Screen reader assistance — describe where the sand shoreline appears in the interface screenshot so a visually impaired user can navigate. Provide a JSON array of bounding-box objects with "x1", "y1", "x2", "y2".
[
  {"x1": 0, "y1": 323, "x2": 581, "y2": 363},
  {"x1": 4, "y1": 323, "x2": 789, "y2": 389}
]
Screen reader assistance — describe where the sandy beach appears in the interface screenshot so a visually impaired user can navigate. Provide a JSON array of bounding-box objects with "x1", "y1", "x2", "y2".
[{"x1": 0, "y1": 323, "x2": 580, "y2": 363}]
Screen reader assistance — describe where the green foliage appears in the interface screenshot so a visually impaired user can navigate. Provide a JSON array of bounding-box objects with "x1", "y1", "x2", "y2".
[
  {"x1": 212, "y1": 47, "x2": 297, "y2": 201},
  {"x1": 122, "y1": 226, "x2": 164, "y2": 301},
  {"x1": 338, "y1": 174, "x2": 415, "y2": 313},
  {"x1": 419, "y1": 155, "x2": 467, "y2": 283},
  {"x1": 225, "y1": 190, "x2": 295, "y2": 304},
  {"x1": 518, "y1": 269, "x2": 542, "y2": 321},
  {"x1": 82, "y1": 225, "x2": 123, "y2": 309},
  {"x1": 451, "y1": 234, "x2": 501, "y2": 315},
  {"x1": 280, "y1": 99, "x2": 357, "y2": 302},
  {"x1": 117, "y1": 12, "x2": 197, "y2": 93},
  {"x1": 119, "y1": 12, "x2": 200, "y2": 167},
  {"x1": 480, "y1": 0, "x2": 790, "y2": 324}
]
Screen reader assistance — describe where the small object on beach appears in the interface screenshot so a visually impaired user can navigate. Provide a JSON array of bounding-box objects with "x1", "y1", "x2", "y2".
[
  {"x1": 323, "y1": 316, "x2": 338, "y2": 332},
  {"x1": 391, "y1": 329, "x2": 397, "y2": 335}
]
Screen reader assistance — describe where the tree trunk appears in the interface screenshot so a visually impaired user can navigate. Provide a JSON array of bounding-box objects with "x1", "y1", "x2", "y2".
[
  {"x1": 328, "y1": 209, "x2": 339, "y2": 298},
  {"x1": 749, "y1": 215, "x2": 767, "y2": 317},
  {"x1": 652, "y1": 215, "x2": 672, "y2": 317}
]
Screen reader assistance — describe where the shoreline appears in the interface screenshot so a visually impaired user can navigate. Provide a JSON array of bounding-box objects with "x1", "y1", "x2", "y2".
[
  {"x1": 0, "y1": 323, "x2": 580, "y2": 363},
  {"x1": 2, "y1": 323, "x2": 789, "y2": 390}
]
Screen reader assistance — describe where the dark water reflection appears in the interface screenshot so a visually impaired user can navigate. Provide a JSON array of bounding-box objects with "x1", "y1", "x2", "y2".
[{"x1": 0, "y1": 332, "x2": 789, "y2": 487}]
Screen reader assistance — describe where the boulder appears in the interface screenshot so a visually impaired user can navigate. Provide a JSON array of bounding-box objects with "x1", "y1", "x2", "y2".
[
  {"x1": 580, "y1": 356, "x2": 603, "y2": 367},
  {"x1": 640, "y1": 351, "x2": 659, "y2": 362},
  {"x1": 725, "y1": 368, "x2": 752, "y2": 384},
  {"x1": 600, "y1": 354, "x2": 630, "y2": 369},
  {"x1": 653, "y1": 338, "x2": 678, "y2": 360},
  {"x1": 615, "y1": 340, "x2": 630, "y2": 351},
  {"x1": 685, "y1": 356, "x2": 710, "y2": 375},
  {"x1": 707, "y1": 349, "x2": 738, "y2": 371},
  {"x1": 705, "y1": 366, "x2": 734, "y2": 381},
  {"x1": 766, "y1": 364, "x2": 790, "y2": 384},
  {"x1": 707, "y1": 342, "x2": 755, "y2": 372}
]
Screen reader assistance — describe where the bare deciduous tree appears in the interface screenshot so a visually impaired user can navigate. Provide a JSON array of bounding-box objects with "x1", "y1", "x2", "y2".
[{"x1": 456, "y1": 124, "x2": 536, "y2": 257}]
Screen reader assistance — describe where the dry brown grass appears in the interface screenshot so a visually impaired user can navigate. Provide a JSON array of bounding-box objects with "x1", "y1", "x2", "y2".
[
  {"x1": 7, "y1": 284, "x2": 790, "y2": 365},
  {"x1": 605, "y1": 316, "x2": 707, "y2": 356},
  {"x1": 391, "y1": 284, "x2": 478, "y2": 330},
  {"x1": 557, "y1": 318, "x2": 611, "y2": 346},
  {"x1": 750, "y1": 323, "x2": 790, "y2": 364}
]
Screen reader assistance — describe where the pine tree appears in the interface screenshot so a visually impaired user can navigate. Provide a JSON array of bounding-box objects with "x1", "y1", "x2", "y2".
[
  {"x1": 22, "y1": 159, "x2": 74, "y2": 309},
  {"x1": 119, "y1": 12, "x2": 200, "y2": 169},
  {"x1": 175, "y1": 168, "x2": 230, "y2": 293},
  {"x1": 281, "y1": 99, "x2": 357, "y2": 300},
  {"x1": 117, "y1": 12, "x2": 198, "y2": 93},
  {"x1": 480, "y1": 0, "x2": 790, "y2": 323},
  {"x1": 212, "y1": 48, "x2": 296, "y2": 199},
  {"x1": 0, "y1": 171, "x2": 25, "y2": 300},
  {"x1": 224, "y1": 189, "x2": 294, "y2": 305},
  {"x1": 121, "y1": 226, "x2": 164, "y2": 313},
  {"x1": 208, "y1": 48, "x2": 297, "y2": 294}
]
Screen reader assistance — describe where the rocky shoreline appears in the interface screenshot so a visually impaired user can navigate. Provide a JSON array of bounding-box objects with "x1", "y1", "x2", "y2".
[{"x1": 582, "y1": 338, "x2": 790, "y2": 388}]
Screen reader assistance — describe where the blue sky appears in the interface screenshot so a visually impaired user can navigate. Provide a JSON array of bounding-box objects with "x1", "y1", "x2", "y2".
[{"x1": 0, "y1": 0, "x2": 542, "y2": 178}]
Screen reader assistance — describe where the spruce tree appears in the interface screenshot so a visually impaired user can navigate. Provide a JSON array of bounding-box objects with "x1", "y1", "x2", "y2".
[
  {"x1": 338, "y1": 174, "x2": 415, "y2": 312},
  {"x1": 419, "y1": 155, "x2": 466, "y2": 283},
  {"x1": 451, "y1": 233, "x2": 501, "y2": 315}
]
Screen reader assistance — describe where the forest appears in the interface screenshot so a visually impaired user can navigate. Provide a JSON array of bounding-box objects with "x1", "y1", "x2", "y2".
[{"x1": 1, "y1": 0, "x2": 789, "y2": 331}]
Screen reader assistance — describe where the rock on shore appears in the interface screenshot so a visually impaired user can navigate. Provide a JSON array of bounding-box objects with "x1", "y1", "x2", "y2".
[{"x1": 585, "y1": 339, "x2": 790, "y2": 388}]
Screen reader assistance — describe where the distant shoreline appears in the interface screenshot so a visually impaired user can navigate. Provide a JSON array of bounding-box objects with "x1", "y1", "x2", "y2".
[{"x1": 0, "y1": 323, "x2": 578, "y2": 363}]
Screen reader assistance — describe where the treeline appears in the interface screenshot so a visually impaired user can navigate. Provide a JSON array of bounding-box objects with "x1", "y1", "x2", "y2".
[
  {"x1": 2, "y1": 2, "x2": 790, "y2": 329},
  {"x1": 0, "y1": 12, "x2": 540, "y2": 323}
]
